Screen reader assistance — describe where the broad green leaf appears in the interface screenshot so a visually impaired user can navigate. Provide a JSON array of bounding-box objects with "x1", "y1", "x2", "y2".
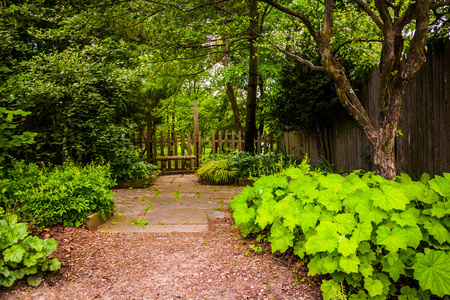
[
  {"x1": 376, "y1": 225, "x2": 409, "y2": 253},
  {"x1": 233, "y1": 206, "x2": 256, "y2": 226},
  {"x1": 322, "y1": 256, "x2": 339, "y2": 274},
  {"x1": 298, "y1": 204, "x2": 321, "y2": 234},
  {"x1": 27, "y1": 273, "x2": 43, "y2": 287},
  {"x1": 293, "y1": 240, "x2": 306, "y2": 258},
  {"x1": 382, "y1": 258, "x2": 406, "y2": 281},
  {"x1": 0, "y1": 274, "x2": 16, "y2": 287},
  {"x1": 23, "y1": 254, "x2": 38, "y2": 267},
  {"x1": 428, "y1": 174, "x2": 450, "y2": 198},
  {"x1": 268, "y1": 222, "x2": 294, "y2": 253},
  {"x1": 42, "y1": 238, "x2": 58, "y2": 256},
  {"x1": 355, "y1": 197, "x2": 387, "y2": 224},
  {"x1": 351, "y1": 222, "x2": 373, "y2": 243},
  {"x1": 364, "y1": 277, "x2": 384, "y2": 297},
  {"x1": 399, "y1": 286, "x2": 420, "y2": 300},
  {"x1": 339, "y1": 254, "x2": 360, "y2": 274},
  {"x1": 403, "y1": 225, "x2": 423, "y2": 249},
  {"x1": 359, "y1": 263, "x2": 374, "y2": 278},
  {"x1": 321, "y1": 279, "x2": 342, "y2": 300},
  {"x1": 371, "y1": 185, "x2": 409, "y2": 211},
  {"x1": 424, "y1": 218, "x2": 450, "y2": 244},
  {"x1": 10, "y1": 223, "x2": 28, "y2": 242},
  {"x1": 308, "y1": 256, "x2": 324, "y2": 275},
  {"x1": 344, "y1": 189, "x2": 370, "y2": 210},
  {"x1": 430, "y1": 201, "x2": 450, "y2": 218},
  {"x1": 23, "y1": 236, "x2": 44, "y2": 252},
  {"x1": 255, "y1": 199, "x2": 276, "y2": 229},
  {"x1": 3, "y1": 245, "x2": 26, "y2": 263},
  {"x1": 318, "y1": 174, "x2": 346, "y2": 192},
  {"x1": 305, "y1": 221, "x2": 339, "y2": 254},
  {"x1": 318, "y1": 190, "x2": 342, "y2": 212},
  {"x1": 49, "y1": 258, "x2": 61, "y2": 271},
  {"x1": 338, "y1": 237, "x2": 358, "y2": 257},
  {"x1": 335, "y1": 213, "x2": 357, "y2": 235},
  {"x1": 391, "y1": 212, "x2": 418, "y2": 227},
  {"x1": 349, "y1": 290, "x2": 368, "y2": 300},
  {"x1": 413, "y1": 249, "x2": 450, "y2": 297},
  {"x1": 396, "y1": 173, "x2": 412, "y2": 184},
  {"x1": 0, "y1": 266, "x2": 11, "y2": 278}
]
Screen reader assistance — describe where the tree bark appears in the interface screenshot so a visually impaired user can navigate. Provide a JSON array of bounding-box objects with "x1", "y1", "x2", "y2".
[
  {"x1": 222, "y1": 37, "x2": 243, "y2": 132},
  {"x1": 244, "y1": 0, "x2": 259, "y2": 153}
]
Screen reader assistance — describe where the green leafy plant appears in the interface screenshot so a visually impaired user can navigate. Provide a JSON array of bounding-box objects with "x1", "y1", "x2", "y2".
[
  {"x1": 196, "y1": 160, "x2": 238, "y2": 184},
  {"x1": 0, "y1": 211, "x2": 61, "y2": 287},
  {"x1": 230, "y1": 159, "x2": 450, "y2": 299},
  {"x1": 129, "y1": 218, "x2": 148, "y2": 227},
  {"x1": 0, "y1": 160, "x2": 115, "y2": 227},
  {"x1": 143, "y1": 203, "x2": 154, "y2": 212}
]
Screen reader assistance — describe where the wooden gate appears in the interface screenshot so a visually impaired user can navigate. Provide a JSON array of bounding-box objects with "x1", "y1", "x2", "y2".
[{"x1": 136, "y1": 130, "x2": 276, "y2": 172}]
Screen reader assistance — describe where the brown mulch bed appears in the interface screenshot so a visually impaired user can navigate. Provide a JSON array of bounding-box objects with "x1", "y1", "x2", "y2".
[{"x1": 1, "y1": 218, "x2": 322, "y2": 300}]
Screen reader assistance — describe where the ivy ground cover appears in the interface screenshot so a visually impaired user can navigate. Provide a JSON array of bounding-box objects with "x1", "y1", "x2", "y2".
[{"x1": 230, "y1": 161, "x2": 450, "y2": 299}]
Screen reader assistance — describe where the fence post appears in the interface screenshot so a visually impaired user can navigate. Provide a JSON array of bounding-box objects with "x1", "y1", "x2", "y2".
[
  {"x1": 238, "y1": 131, "x2": 242, "y2": 152},
  {"x1": 211, "y1": 130, "x2": 216, "y2": 154},
  {"x1": 218, "y1": 131, "x2": 222, "y2": 154},
  {"x1": 256, "y1": 131, "x2": 262, "y2": 154}
]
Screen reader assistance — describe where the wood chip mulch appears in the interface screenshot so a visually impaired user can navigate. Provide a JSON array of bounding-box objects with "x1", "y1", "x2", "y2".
[{"x1": 1, "y1": 218, "x2": 323, "y2": 300}]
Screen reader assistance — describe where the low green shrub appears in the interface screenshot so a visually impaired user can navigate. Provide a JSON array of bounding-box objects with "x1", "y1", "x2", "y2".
[
  {"x1": 0, "y1": 210, "x2": 61, "y2": 287},
  {"x1": 202, "y1": 151, "x2": 295, "y2": 179},
  {"x1": 111, "y1": 152, "x2": 159, "y2": 181},
  {"x1": 196, "y1": 160, "x2": 238, "y2": 184},
  {"x1": 0, "y1": 160, "x2": 115, "y2": 227},
  {"x1": 230, "y1": 160, "x2": 450, "y2": 299}
]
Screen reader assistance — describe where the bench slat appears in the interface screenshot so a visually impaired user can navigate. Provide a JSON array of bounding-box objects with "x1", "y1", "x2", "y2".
[{"x1": 155, "y1": 155, "x2": 197, "y2": 161}]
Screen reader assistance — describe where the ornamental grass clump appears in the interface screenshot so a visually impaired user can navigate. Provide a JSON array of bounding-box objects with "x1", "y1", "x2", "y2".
[
  {"x1": 196, "y1": 160, "x2": 238, "y2": 185},
  {"x1": 230, "y1": 159, "x2": 450, "y2": 299}
]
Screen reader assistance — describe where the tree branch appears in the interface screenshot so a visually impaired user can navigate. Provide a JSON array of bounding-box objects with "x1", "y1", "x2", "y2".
[
  {"x1": 266, "y1": 40, "x2": 324, "y2": 71},
  {"x1": 353, "y1": 0, "x2": 384, "y2": 30},
  {"x1": 430, "y1": 0, "x2": 450, "y2": 9},
  {"x1": 259, "y1": 0, "x2": 322, "y2": 44}
]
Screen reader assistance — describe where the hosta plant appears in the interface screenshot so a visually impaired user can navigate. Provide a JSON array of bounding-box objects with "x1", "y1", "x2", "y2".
[
  {"x1": 0, "y1": 212, "x2": 61, "y2": 287},
  {"x1": 230, "y1": 160, "x2": 450, "y2": 299}
]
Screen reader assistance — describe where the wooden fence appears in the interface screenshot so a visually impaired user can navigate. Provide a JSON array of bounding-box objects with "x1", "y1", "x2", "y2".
[
  {"x1": 139, "y1": 130, "x2": 276, "y2": 171},
  {"x1": 280, "y1": 39, "x2": 450, "y2": 176}
]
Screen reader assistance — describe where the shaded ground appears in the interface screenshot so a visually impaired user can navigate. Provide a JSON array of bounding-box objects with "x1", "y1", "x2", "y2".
[{"x1": 0, "y1": 175, "x2": 323, "y2": 300}]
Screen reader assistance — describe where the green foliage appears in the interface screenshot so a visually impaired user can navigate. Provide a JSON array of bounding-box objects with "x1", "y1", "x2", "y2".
[
  {"x1": 111, "y1": 153, "x2": 159, "y2": 181},
  {"x1": 0, "y1": 211, "x2": 61, "y2": 287},
  {"x1": 196, "y1": 160, "x2": 237, "y2": 185},
  {"x1": 0, "y1": 108, "x2": 37, "y2": 165},
  {"x1": 230, "y1": 160, "x2": 450, "y2": 299},
  {"x1": 228, "y1": 152, "x2": 295, "y2": 179},
  {"x1": 0, "y1": 161, "x2": 115, "y2": 227},
  {"x1": 262, "y1": 59, "x2": 348, "y2": 132},
  {"x1": 129, "y1": 218, "x2": 148, "y2": 227}
]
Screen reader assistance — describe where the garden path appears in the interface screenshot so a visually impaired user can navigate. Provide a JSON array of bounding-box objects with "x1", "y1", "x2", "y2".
[{"x1": 98, "y1": 174, "x2": 244, "y2": 233}]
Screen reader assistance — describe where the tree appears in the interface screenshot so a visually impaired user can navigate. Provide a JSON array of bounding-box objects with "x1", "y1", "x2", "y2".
[{"x1": 260, "y1": 0, "x2": 450, "y2": 179}]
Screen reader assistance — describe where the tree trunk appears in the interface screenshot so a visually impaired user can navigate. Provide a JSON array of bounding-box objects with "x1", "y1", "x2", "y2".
[
  {"x1": 244, "y1": 0, "x2": 259, "y2": 153},
  {"x1": 222, "y1": 37, "x2": 243, "y2": 132}
]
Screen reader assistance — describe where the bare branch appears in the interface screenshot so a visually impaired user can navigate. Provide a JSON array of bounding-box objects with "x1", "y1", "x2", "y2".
[
  {"x1": 353, "y1": 0, "x2": 384, "y2": 30},
  {"x1": 259, "y1": 0, "x2": 322, "y2": 44}
]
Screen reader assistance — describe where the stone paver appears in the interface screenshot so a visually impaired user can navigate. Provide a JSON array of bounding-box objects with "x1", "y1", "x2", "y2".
[{"x1": 97, "y1": 174, "x2": 243, "y2": 233}]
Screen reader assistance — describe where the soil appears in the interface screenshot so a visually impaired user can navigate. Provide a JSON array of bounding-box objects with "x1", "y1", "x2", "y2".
[{"x1": 0, "y1": 175, "x2": 323, "y2": 300}]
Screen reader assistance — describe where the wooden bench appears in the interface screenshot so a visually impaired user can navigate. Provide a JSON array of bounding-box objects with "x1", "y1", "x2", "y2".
[
  {"x1": 155, "y1": 155, "x2": 197, "y2": 161},
  {"x1": 155, "y1": 155, "x2": 198, "y2": 171}
]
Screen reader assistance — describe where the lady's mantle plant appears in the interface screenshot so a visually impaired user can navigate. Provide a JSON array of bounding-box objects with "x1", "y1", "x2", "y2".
[
  {"x1": 0, "y1": 211, "x2": 61, "y2": 287},
  {"x1": 230, "y1": 160, "x2": 450, "y2": 299}
]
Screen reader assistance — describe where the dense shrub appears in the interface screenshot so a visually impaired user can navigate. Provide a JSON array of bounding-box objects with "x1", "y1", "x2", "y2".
[
  {"x1": 0, "y1": 210, "x2": 61, "y2": 287},
  {"x1": 229, "y1": 152, "x2": 295, "y2": 179},
  {"x1": 111, "y1": 152, "x2": 159, "y2": 181},
  {"x1": 0, "y1": 161, "x2": 115, "y2": 227},
  {"x1": 230, "y1": 160, "x2": 450, "y2": 299}
]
